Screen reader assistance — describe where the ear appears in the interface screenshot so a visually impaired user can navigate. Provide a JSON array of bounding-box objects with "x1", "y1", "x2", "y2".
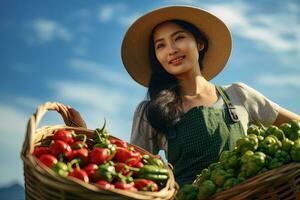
[{"x1": 197, "y1": 40, "x2": 205, "y2": 52}]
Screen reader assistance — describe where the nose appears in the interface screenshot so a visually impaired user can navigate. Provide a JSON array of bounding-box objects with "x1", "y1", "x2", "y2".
[{"x1": 168, "y1": 43, "x2": 178, "y2": 56}]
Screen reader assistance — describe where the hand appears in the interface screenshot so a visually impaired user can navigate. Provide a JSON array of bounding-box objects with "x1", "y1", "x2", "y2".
[{"x1": 65, "y1": 105, "x2": 87, "y2": 128}]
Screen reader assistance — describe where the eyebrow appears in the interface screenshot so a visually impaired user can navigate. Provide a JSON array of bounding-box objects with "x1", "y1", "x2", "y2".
[{"x1": 154, "y1": 30, "x2": 186, "y2": 45}]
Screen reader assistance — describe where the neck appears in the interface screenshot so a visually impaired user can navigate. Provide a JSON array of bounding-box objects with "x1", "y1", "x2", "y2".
[{"x1": 178, "y1": 75, "x2": 213, "y2": 98}]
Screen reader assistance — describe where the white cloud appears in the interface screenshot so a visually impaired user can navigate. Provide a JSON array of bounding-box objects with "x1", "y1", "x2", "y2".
[
  {"x1": 49, "y1": 80, "x2": 135, "y2": 114},
  {"x1": 118, "y1": 13, "x2": 142, "y2": 27},
  {"x1": 98, "y1": 3, "x2": 126, "y2": 23},
  {"x1": 97, "y1": 3, "x2": 141, "y2": 27},
  {"x1": 48, "y1": 80, "x2": 142, "y2": 141},
  {"x1": 30, "y1": 18, "x2": 72, "y2": 43},
  {"x1": 98, "y1": 5, "x2": 114, "y2": 22},
  {"x1": 204, "y1": 2, "x2": 300, "y2": 54},
  {"x1": 204, "y1": 3, "x2": 249, "y2": 28},
  {"x1": 68, "y1": 58, "x2": 137, "y2": 88},
  {"x1": 0, "y1": 104, "x2": 27, "y2": 142},
  {"x1": 256, "y1": 74, "x2": 300, "y2": 88},
  {"x1": 73, "y1": 8, "x2": 91, "y2": 19},
  {"x1": 12, "y1": 96, "x2": 42, "y2": 110},
  {"x1": 286, "y1": 2, "x2": 300, "y2": 13}
]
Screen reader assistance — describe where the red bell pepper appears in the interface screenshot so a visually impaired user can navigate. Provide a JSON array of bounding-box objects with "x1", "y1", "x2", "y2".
[
  {"x1": 114, "y1": 163, "x2": 132, "y2": 176},
  {"x1": 53, "y1": 129, "x2": 74, "y2": 144},
  {"x1": 68, "y1": 159, "x2": 89, "y2": 182},
  {"x1": 49, "y1": 140, "x2": 72, "y2": 157},
  {"x1": 114, "y1": 181, "x2": 136, "y2": 190},
  {"x1": 69, "y1": 168, "x2": 89, "y2": 183},
  {"x1": 32, "y1": 146, "x2": 50, "y2": 157},
  {"x1": 109, "y1": 138, "x2": 128, "y2": 148},
  {"x1": 90, "y1": 147, "x2": 111, "y2": 165},
  {"x1": 84, "y1": 164, "x2": 98, "y2": 181},
  {"x1": 114, "y1": 147, "x2": 142, "y2": 167},
  {"x1": 134, "y1": 179, "x2": 158, "y2": 192},
  {"x1": 67, "y1": 148, "x2": 89, "y2": 165},
  {"x1": 96, "y1": 180, "x2": 115, "y2": 190},
  {"x1": 133, "y1": 161, "x2": 144, "y2": 168},
  {"x1": 38, "y1": 154, "x2": 58, "y2": 168},
  {"x1": 71, "y1": 141, "x2": 88, "y2": 150}
]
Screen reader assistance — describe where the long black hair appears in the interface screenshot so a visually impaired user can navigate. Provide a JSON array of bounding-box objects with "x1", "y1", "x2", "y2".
[{"x1": 143, "y1": 20, "x2": 209, "y2": 134}]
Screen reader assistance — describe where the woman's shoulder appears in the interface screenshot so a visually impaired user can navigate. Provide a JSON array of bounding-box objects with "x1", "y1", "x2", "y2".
[
  {"x1": 134, "y1": 100, "x2": 149, "y2": 116},
  {"x1": 222, "y1": 82, "x2": 259, "y2": 100},
  {"x1": 223, "y1": 82, "x2": 252, "y2": 92}
]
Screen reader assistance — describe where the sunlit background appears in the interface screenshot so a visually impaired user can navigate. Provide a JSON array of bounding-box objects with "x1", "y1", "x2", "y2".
[{"x1": 1, "y1": 0, "x2": 300, "y2": 190}]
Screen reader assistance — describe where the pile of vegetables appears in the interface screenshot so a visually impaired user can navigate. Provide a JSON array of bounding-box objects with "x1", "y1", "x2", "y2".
[
  {"x1": 32, "y1": 122, "x2": 168, "y2": 192},
  {"x1": 177, "y1": 120, "x2": 300, "y2": 200}
]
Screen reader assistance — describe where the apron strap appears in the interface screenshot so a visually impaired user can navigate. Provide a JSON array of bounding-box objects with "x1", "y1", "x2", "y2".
[{"x1": 216, "y1": 86, "x2": 240, "y2": 122}]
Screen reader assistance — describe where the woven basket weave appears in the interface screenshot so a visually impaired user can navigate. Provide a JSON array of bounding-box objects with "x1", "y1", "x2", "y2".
[
  {"x1": 21, "y1": 102, "x2": 178, "y2": 200},
  {"x1": 207, "y1": 161, "x2": 300, "y2": 200}
]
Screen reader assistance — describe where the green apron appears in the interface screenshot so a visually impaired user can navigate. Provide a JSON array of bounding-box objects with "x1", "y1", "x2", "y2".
[{"x1": 167, "y1": 86, "x2": 245, "y2": 186}]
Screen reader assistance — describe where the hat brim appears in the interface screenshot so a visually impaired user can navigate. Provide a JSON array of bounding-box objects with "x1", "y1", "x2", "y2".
[{"x1": 121, "y1": 5, "x2": 232, "y2": 87}]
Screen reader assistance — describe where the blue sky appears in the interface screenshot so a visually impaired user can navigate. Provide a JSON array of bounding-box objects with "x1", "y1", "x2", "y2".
[{"x1": 1, "y1": 0, "x2": 300, "y2": 187}]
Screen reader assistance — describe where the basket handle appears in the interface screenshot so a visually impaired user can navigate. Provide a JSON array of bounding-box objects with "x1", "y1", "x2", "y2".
[{"x1": 21, "y1": 101, "x2": 80, "y2": 158}]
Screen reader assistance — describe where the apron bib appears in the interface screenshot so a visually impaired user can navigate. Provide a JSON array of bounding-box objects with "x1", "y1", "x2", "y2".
[{"x1": 167, "y1": 86, "x2": 245, "y2": 186}]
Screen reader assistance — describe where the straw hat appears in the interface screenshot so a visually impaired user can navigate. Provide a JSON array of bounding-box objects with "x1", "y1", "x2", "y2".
[{"x1": 121, "y1": 5, "x2": 232, "y2": 87}]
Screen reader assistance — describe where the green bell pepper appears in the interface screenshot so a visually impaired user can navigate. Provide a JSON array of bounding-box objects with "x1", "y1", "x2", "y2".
[
  {"x1": 177, "y1": 184, "x2": 199, "y2": 200},
  {"x1": 193, "y1": 168, "x2": 210, "y2": 186},
  {"x1": 210, "y1": 168, "x2": 234, "y2": 187},
  {"x1": 282, "y1": 138, "x2": 294, "y2": 152},
  {"x1": 197, "y1": 180, "x2": 217, "y2": 200},
  {"x1": 268, "y1": 150, "x2": 291, "y2": 169},
  {"x1": 240, "y1": 151, "x2": 266, "y2": 178},
  {"x1": 236, "y1": 134, "x2": 258, "y2": 154},
  {"x1": 290, "y1": 139, "x2": 300, "y2": 161},
  {"x1": 223, "y1": 177, "x2": 240, "y2": 190},
  {"x1": 258, "y1": 135, "x2": 282, "y2": 155},
  {"x1": 220, "y1": 150, "x2": 240, "y2": 170},
  {"x1": 265, "y1": 125, "x2": 285, "y2": 141}
]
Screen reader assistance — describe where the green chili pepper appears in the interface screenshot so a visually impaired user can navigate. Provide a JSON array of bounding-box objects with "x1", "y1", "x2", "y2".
[
  {"x1": 138, "y1": 164, "x2": 169, "y2": 186},
  {"x1": 52, "y1": 161, "x2": 69, "y2": 177},
  {"x1": 95, "y1": 162, "x2": 116, "y2": 183},
  {"x1": 146, "y1": 158, "x2": 164, "y2": 168}
]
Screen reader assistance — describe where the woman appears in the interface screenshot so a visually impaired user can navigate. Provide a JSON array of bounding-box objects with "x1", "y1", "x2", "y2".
[
  {"x1": 120, "y1": 5, "x2": 300, "y2": 186},
  {"x1": 69, "y1": 5, "x2": 300, "y2": 186}
]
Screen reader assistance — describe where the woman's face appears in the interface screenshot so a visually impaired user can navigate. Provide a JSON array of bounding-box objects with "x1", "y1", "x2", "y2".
[{"x1": 153, "y1": 22, "x2": 203, "y2": 77}]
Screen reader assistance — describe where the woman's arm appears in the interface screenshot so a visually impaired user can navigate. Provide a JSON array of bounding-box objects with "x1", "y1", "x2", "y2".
[{"x1": 273, "y1": 107, "x2": 300, "y2": 126}]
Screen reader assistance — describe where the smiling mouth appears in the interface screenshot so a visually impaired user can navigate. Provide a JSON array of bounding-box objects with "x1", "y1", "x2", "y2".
[{"x1": 169, "y1": 56, "x2": 185, "y2": 65}]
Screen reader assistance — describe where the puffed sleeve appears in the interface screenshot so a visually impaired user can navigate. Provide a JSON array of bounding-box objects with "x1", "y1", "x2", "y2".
[
  {"x1": 233, "y1": 82, "x2": 280, "y2": 126},
  {"x1": 130, "y1": 101, "x2": 161, "y2": 155}
]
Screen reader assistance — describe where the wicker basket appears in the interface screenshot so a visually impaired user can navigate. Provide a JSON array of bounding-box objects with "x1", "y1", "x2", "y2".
[
  {"x1": 208, "y1": 162, "x2": 300, "y2": 200},
  {"x1": 21, "y1": 102, "x2": 178, "y2": 200}
]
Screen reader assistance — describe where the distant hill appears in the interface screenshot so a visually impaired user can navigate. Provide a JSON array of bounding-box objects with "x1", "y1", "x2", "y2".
[{"x1": 0, "y1": 183, "x2": 24, "y2": 200}]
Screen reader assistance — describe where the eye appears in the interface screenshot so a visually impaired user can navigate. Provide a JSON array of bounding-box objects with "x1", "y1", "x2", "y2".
[
  {"x1": 156, "y1": 43, "x2": 164, "y2": 50},
  {"x1": 175, "y1": 35, "x2": 185, "y2": 41}
]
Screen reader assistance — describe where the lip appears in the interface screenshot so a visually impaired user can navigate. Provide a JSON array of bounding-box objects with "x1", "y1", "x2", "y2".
[{"x1": 168, "y1": 55, "x2": 186, "y2": 65}]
